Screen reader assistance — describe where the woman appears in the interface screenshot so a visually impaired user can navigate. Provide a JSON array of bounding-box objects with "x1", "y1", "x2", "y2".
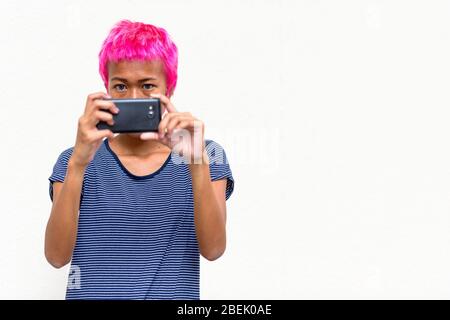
[{"x1": 45, "y1": 20, "x2": 234, "y2": 300}]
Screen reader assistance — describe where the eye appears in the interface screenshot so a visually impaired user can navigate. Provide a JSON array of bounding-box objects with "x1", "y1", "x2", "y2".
[
  {"x1": 114, "y1": 84, "x2": 127, "y2": 92},
  {"x1": 142, "y1": 84, "x2": 155, "y2": 90}
]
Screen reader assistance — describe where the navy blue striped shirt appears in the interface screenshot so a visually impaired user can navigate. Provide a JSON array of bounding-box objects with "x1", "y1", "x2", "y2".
[{"x1": 48, "y1": 138, "x2": 234, "y2": 300}]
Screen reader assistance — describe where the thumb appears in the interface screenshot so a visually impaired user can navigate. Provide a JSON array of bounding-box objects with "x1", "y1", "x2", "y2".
[{"x1": 140, "y1": 132, "x2": 159, "y2": 140}]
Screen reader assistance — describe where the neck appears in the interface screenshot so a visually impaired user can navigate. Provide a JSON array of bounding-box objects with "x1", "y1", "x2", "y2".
[{"x1": 109, "y1": 133, "x2": 169, "y2": 157}]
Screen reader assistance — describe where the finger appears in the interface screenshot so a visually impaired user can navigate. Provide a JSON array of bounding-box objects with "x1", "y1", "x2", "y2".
[
  {"x1": 87, "y1": 92, "x2": 110, "y2": 102},
  {"x1": 93, "y1": 99, "x2": 119, "y2": 114},
  {"x1": 169, "y1": 122, "x2": 192, "y2": 146},
  {"x1": 160, "y1": 134, "x2": 171, "y2": 147},
  {"x1": 151, "y1": 93, "x2": 177, "y2": 113},
  {"x1": 140, "y1": 132, "x2": 159, "y2": 140},
  {"x1": 166, "y1": 116, "x2": 195, "y2": 135},
  {"x1": 175, "y1": 120, "x2": 194, "y2": 131},
  {"x1": 158, "y1": 113, "x2": 175, "y2": 138},
  {"x1": 91, "y1": 129, "x2": 114, "y2": 141},
  {"x1": 172, "y1": 120, "x2": 202, "y2": 147},
  {"x1": 159, "y1": 113, "x2": 192, "y2": 138},
  {"x1": 91, "y1": 110, "x2": 114, "y2": 126},
  {"x1": 85, "y1": 92, "x2": 110, "y2": 112}
]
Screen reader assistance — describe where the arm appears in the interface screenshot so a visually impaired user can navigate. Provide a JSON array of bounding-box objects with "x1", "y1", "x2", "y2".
[
  {"x1": 45, "y1": 92, "x2": 116, "y2": 268},
  {"x1": 45, "y1": 160, "x2": 86, "y2": 268},
  {"x1": 139, "y1": 93, "x2": 231, "y2": 261},
  {"x1": 189, "y1": 153, "x2": 228, "y2": 261}
]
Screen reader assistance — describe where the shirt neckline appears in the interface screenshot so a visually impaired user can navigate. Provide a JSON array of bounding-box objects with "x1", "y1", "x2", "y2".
[{"x1": 104, "y1": 138, "x2": 172, "y2": 180}]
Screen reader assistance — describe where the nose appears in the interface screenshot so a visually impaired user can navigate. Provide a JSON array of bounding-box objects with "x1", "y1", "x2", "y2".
[{"x1": 129, "y1": 88, "x2": 148, "y2": 99}]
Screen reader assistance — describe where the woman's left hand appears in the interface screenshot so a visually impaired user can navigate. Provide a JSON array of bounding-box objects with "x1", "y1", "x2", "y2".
[{"x1": 140, "y1": 93, "x2": 206, "y2": 164}]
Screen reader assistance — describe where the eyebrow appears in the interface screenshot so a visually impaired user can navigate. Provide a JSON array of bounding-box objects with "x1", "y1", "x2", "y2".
[{"x1": 110, "y1": 77, "x2": 158, "y2": 83}]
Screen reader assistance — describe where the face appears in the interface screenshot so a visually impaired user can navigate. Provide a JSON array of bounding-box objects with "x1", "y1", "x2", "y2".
[{"x1": 107, "y1": 59, "x2": 169, "y2": 139}]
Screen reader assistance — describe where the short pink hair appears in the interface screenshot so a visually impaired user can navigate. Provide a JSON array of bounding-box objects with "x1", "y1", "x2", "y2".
[{"x1": 98, "y1": 20, "x2": 178, "y2": 97}]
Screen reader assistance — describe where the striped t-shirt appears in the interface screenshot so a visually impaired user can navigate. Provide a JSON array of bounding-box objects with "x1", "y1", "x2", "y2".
[{"x1": 48, "y1": 138, "x2": 234, "y2": 300}]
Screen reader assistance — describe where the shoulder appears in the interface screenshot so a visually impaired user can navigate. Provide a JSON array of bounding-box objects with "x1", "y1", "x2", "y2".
[
  {"x1": 52, "y1": 146, "x2": 74, "y2": 165},
  {"x1": 205, "y1": 139, "x2": 227, "y2": 153},
  {"x1": 204, "y1": 139, "x2": 230, "y2": 165},
  {"x1": 59, "y1": 146, "x2": 74, "y2": 158}
]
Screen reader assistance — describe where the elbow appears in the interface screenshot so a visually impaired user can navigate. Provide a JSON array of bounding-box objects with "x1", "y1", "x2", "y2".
[
  {"x1": 45, "y1": 249, "x2": 71, "y2": 269},
  {"x1": 46, "y1": 256, "x2": 70, "y2": 269},
  {"x1": 49, "y1": 261, "x2": 67, "y2": 269},
  {"x1": 203, "y1": 254, "x2": 222, "y2": 262},
  {"x1": 201, "y1": 246, "x2": 226, "y2": 262},
  {"x1": 44, "y1": 231, "x2": 73, "y2": 269}
]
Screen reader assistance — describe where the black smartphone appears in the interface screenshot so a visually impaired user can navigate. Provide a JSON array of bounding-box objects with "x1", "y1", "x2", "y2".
[{"x1": 96, "y1": 98, "x2": 161, "y2": 133}]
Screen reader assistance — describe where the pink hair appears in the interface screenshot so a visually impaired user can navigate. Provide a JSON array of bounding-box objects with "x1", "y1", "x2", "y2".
[{"x1": 98, "y1": 20, "x2": 178, "y2": 97}]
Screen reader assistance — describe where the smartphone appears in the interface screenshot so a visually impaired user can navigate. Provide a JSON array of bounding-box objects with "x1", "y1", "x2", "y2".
[{"x1": 96, "y1": 98, "x2": 161, "y2": 133}]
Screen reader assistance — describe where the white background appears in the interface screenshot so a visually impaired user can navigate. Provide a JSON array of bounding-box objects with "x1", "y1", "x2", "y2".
[{"x1": 0, "y1": 0, "x2": 450, "y2": 299}]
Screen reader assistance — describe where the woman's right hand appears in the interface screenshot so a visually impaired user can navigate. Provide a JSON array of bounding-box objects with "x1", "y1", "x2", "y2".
[{"x1": 70, "y1": 92, "x2": 119, "y2": 167}]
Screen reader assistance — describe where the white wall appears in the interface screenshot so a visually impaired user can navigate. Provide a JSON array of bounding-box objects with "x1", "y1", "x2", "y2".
[{"x1": 1, "y1": 0, "x2": 450, "y2": 299}]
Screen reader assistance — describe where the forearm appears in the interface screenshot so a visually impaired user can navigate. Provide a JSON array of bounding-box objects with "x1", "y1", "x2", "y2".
[
  {"x1": 189, "y1": 157, "x2": 226, "y2": 261},
  {"x1": 45, "y1": 159, "x2": 85, "y2": 268}
]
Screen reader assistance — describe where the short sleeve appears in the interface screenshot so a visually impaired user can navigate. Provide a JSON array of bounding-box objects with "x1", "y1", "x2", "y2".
[
  {"x1": 48, "y1": 147, "x2": 75, "y2": 202},
  {"x1": 205, "y1": 140, "x2": 234, "y2": 200}
]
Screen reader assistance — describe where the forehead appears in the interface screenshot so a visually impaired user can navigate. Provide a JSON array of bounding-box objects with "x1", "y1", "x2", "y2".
[{"x1": 108, "y1": 60, "x2": 165, "y2": 80}]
